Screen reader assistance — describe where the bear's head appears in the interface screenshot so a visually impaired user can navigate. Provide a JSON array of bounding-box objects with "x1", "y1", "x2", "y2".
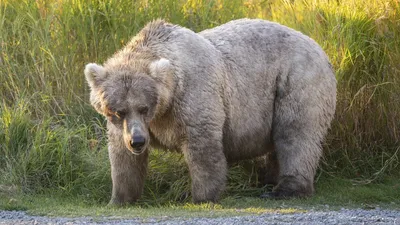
[{"x1": 84, "y1": 58, "x2": 174, "y2": 155}]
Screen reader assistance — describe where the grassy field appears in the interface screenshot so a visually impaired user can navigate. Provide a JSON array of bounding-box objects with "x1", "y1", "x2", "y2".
[
  {"x1": 0, "y1": 0, "x2": 399, "y2": 216},
  {"x1": 1, "y1": 177, "x2": 399, "y2": 218}
]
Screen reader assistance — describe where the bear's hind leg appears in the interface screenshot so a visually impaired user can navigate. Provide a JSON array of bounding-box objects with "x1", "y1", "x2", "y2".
[
  {"x1": 257, "y1": 151, "x2": 280, "y2": 187},
  {"x1": 265, "y1": 82, "x2": 334, "y2": 198},
  {"x1": 268, "y1": 135, "x2": 320, "y2": 198}
]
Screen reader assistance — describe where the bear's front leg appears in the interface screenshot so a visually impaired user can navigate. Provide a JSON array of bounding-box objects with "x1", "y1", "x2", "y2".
[
  {"x1": 107, "y1": 127, "x2": 148, "y2": 206},
  {"x1": 183, "y1": 126, "x2": 227, "y2": 203}
]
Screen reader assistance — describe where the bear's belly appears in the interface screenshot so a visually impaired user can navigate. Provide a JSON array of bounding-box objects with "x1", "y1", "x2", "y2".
[
  {"x1": 222, "y1": 106, "x2": 274, "y2": 162},
  {"x1": 223, "y1": 126, "x2": 273, "y2": 162}
]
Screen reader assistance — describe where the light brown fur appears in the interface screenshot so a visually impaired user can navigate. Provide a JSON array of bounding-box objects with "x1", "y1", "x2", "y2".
[{"x1": 84, "y1": 19, "x2": 336, "y2": 205}]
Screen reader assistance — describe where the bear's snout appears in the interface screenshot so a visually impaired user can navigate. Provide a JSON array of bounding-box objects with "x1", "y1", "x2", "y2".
[
  {"x1": 130, "y1": 134, "x2": 146, "y2": 150},
  {"x1": 124, "y1": 120, "x2": 149, "y2": 155}
]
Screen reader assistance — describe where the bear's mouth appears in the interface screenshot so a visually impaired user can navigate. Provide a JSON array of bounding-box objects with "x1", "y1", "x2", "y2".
[
  {"x1": 124, "y1": 137, "x2": 148, "y2": 155},
  {"x1": 130, "y1": 147, "x2": 146, "y2": 155},
  {"x1": 124, "y1": 134, "x2": 148, "y2": 155}
]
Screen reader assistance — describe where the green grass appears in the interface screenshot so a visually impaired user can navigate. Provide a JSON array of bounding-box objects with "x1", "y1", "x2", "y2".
[
  {"x1": 0, "y1": 0, "x2": 399, "y2": 216},
  {"x1": 1, "y1": 177, "x2": 399, "y2": 218}
]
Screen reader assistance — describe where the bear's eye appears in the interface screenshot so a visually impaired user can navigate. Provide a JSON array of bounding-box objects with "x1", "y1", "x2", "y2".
[
  {"x1": 114, "y1": 111, "x2": 126, "y2": 120},
  {"x1": 138, "y1": 106, "x2": 149, "y2": 115},
  {"x1": 106, "y1": 108, "x2": 125, "y2": 121}
]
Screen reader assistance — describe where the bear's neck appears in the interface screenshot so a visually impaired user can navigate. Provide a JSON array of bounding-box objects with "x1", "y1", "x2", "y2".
[{"x1": 149, "y1": 106, "x2": 183, "y2": 151}]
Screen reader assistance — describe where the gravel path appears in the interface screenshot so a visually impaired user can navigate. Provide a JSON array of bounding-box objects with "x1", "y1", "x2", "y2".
[{"x1": 0, "y1": 208, "x2": 399, "y2": 224}]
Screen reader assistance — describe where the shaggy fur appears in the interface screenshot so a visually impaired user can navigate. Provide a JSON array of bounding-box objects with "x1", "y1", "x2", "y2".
[{"x1": 84, "y1": 19, "x2": 337, "y2": 205}]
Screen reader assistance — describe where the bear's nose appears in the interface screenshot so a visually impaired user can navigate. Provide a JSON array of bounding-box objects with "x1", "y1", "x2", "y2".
[{"x1": 130, "y1": 135, "x2": 146, "y2": 149}]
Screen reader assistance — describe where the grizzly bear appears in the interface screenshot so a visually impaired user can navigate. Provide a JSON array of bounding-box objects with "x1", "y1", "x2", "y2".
[{"x1": 84, "y1": 19, "x2": 336, "y2": 205}]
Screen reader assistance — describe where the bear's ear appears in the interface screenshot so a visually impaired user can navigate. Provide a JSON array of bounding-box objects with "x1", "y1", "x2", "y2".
[
  {"x1": 84, "y1": 63, "x2": 107, "y2": 89},
  {"x1": 149, "y1": 58, "x2": 171, "y2": 78}
]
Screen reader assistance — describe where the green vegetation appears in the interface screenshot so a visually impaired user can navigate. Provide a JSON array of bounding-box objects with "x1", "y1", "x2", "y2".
[
  {"x1": 0, "y1": 0, "x2": 399, "y2": 216},
  {"x1": 1, "y1": 177, "x2": 399, "y2": 218}
]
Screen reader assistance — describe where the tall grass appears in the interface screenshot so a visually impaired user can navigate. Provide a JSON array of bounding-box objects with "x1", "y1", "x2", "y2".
[{"x1": 0, "y1": 0, "x2": 399, "y2": 203}]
